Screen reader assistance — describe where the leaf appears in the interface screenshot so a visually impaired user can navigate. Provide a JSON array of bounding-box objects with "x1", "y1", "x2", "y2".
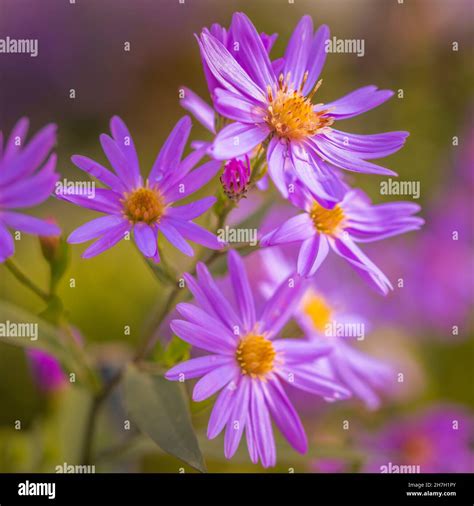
[
  {"x1": 155, "y1": 336, "x2": 190, "y2": 368},
  {"x1": 124, "y1": 364, "x2": 206, "y2": 472}
]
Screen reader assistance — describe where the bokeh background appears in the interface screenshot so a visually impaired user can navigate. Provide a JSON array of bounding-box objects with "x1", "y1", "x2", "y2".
[{"x1": 0, "y1": 0, "x2": 473, "y2": 472}]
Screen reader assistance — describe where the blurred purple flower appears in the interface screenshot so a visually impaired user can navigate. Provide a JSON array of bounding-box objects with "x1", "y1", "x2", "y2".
[
  {"x1": 27, "y1": 349, "x2": 66, "y2": 393},
  {"x1": 0, "y1": 118, "x2": 60, "y2": 262},
  {"x1": 61, "y1": 116, "x2": 223, "y2": 260},
  {"x1": 197, "y1": 13, "x2": 407, "y2": 199},
  {"x1": 261, "y1": 185, "x2": 423, "y2": 295},
  {"x1": 165, "y1": 251, "x2": 350, "y2": 468},
  {"x1": 363, "y1": 406, "x2": 474, "y2": 472}
]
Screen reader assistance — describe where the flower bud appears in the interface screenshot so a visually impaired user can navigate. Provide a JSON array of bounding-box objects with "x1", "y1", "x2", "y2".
[{"x1": 220, "y1": 156, "x2": 251, "y2": 201}]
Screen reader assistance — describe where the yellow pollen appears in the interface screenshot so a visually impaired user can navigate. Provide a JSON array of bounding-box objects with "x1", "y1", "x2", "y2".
[
  {"x1": 122, "y1": 186, "x2": 165, "y2": 224},
  {"x1": 302, "y1": 291, "x2": 333, "y2": 333},
  {"x1": 236, "y1": 334, "x2": 276, "y2": 378},
  {"x1": 265, "y1": 74, "x2": 334, "y2": 141},
  {"x1": 310, "y1": 202, "x2": 345, "y2": 235}
]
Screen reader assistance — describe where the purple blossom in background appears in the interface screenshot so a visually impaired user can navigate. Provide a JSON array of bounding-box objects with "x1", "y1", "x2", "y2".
[
  {"x1": 61, "y1": 116, "x2": 223, "y2": 260},
  {"x1": 0, "y1": 118, "x2": 61, "y2": 262},
  {"x1": 27, "y1": 349, "x2": 67, "y2": 393},
  {"x1": 258, "y1": 248, "x2": 394, "y2": 410},
  {"x1": 363, "y1": 406, "x2": 474, "y2": 472},
  {"x1": 197, "y1": 13, "x2": 408, "y2": 199},
  {"x1": 165, "y1": 251, "x2": 350, "y2": 467},
  {"x1": 260, "y1": 185, "x2": 423, "y2": 295}
]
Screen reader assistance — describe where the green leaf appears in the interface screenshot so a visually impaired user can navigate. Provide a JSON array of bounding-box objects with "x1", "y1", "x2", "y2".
[
  {"x1": 124, "y1": 364, "x2": 206, "y2": 472},
  {"x1": 155, "y1": 336, "x2": 190, "y2": 368}
]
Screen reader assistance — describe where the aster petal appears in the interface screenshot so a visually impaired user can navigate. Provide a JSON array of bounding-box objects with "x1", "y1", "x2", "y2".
[
  {"x1": 0, "y1": 220, "x2": 14, "y2": 261},
  {"x1": 198, "y1": 31, "x2": 266, "y2": 102},
  {"x1": 167, "y1": 197, "x2": 216, "y2": 220},
  {"x1": 273, "y1": 339, "x2": 332, "y2": 363},
  {"x1": 133, "y1": 222, "x2": 157, "y2": 257},
  {"x1": 302, "y1": 24, "x2": 330, "y2": 95},
  {"x1": 260, "y1": 213, "x2": 314, "y2": 246},
  {"x1": 283, "y1": 15, "x2": 314, "y2": 89},
  {"x1": 324, "y1": 130, "x2": 409, "y2": 159},
  {"x1": 0, "y1": 154, "x2": 58, "y2": 208},
  {"x1": 166, "y1": 355, "x2": 233, "y2": 381},
  {"x1": 110, "y1": 116, "x2": 141, "y2": 187},
  {"x1": 57, "y1": 188, "x2": 122, "y2": 214},
  {"x1": 148, "y1": 116, "x2": 192, "y2": 185},
  {"x1": 330, "y1": 235, "x2": 393, "y2": 295},
  {"x1": 0, "y1": 124, "x2": 56, "y2": 185},
  {"x1": 224, "y1": 376, "x2": 250, "y2": 459},
  {"x1": 68, "y1": 215, "x2": 125, "y2": 244},
  {"x1": 71, "y1": 155, "x2": 126, "y2": 192},
  {"x1": 297, "y1": 233, "x2": 329, "y2": 277},
  {"x1": 175, "y1": 303, "x2": 237, "y2": 343},
  {"x1": 207, "y1": 381, "x2": 238, "y2": 439},
  {"x1": 228, "y1": 250, "x2": 256, "y2": 331},
  {"x1": 261, "y1": 379, "x2": 307, "y2": 453},
  {"x1": 162, "y1": 160, "x2": 222, "y2": 202},
  {"x1": 192, "y1": 363, "x2": 239, "y2": 402},
  {"x1": 229, "y1": 12, "x2": 276, "y2": 90},
  {"x1": 213, "y1": 88, "x2": 265, "y2": 123},
  {"x1": 245, "y1": 409, "x2": 259, "y2": 464},
  {"x1": 182, "y1": 272, "x2": 219, "y2": 318},
  {"x1": 266, "y1": 137, "x2": 290, "y2": 197},
  {"x1": 0, "y1": 212, "x2": 60, "y2": 236},
  {"x1": 249, "y1": 381, "x2": 276, "y2": 468},
  {"x1": 310, "y1": 137, "x2": 398, "y2": 176},
  {"x1": 315, "y1": 86, "x2": 394, "y2": 120},
  {"x1": 158, "y1": 219, "x2": 193, "y2": 256},
  {"x1": 81, "y1": 221, "x2": 131, "y2": 259},
  {"x1": 99, "y1": 134, "x2": 137, "y2": 189},
  {"x1": 170, "y1": 319, "x2": 235, "y2": 354},
  {"x1": 260, "y1": 275, "x2": 305, "y2": 338},
  {"x1": 211, "y1": 122, "x2": 269, "y2": 160},
  {"x1": 278, "y1": 363, "x2": 351, "y2": 400},
  {"x1": 2, "y1": 117, "x2": 29, "y2": 163},
  {"x1": 196, "y1": 262, "x2": 242, "y2": 329},
  {"x1": 179, "y1": 87, "x2": 215, "y2": 133},
  {"x1": 167, "y1": 218, "x2": 223, "y2": 250}
]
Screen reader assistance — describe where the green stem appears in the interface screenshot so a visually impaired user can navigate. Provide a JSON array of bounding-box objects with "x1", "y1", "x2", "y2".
[{"x1": 4, "y1": 259, "x2": 50, "y2": 302}]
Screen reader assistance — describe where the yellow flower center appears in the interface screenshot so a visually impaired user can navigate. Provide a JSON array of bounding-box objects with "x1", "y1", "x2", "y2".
[
  {"x1": 265, "y1": 73, "x2": 334, "y2": 141},
  {"x1": 310, "y1": 202, "x2": 345, "y2": 235},
  {"x1": 236, "y1": 333, "x2": 276, "y2": 378},
  {"x1": 302, "y1": 291, "x2": 333, "y2": 334},
  {"x1": 122, "y1": 186, "x2": 165, "y2": 224}
]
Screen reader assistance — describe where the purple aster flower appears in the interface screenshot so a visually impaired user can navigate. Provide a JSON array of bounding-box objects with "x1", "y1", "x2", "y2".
[
  {"x1": 61, "y1": 116, "x2": 223, "y2": 260},
  {"x1": 259, "y1": 247, "x2": 394, "y2": 410},
  {"x1": 260, "y1": 184, "x2": 424, "y2": 295},
  {"x1": 165, "y1": 250, "x2": 350, "y2": 468},
  {"x1": 0, "y1": 118, "x2": 61, "y2": 262},
  {"x1": 197, "y1": 13, "x2": 408, "y2": 199},
  {"x1": 363, "y1": 406, "x2": 474, "y2": 473}
]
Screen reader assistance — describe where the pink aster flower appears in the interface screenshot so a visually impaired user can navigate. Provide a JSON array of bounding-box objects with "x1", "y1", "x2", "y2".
[
  {"x1": 165, "y1": 251, "x2": 350, "y2": 468},
  {"x1": 0, "y1": 118, "x2": 60, "y2": 262},
  {"x1": 260, "y1": 184, "x2": 424, "y2": 295},
  {"x1": 61, "y1": 116, "x2": 223, "y2": 260},
  {"x1": 197, "y1": 13, "x2": 408, "y2": 199}
]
